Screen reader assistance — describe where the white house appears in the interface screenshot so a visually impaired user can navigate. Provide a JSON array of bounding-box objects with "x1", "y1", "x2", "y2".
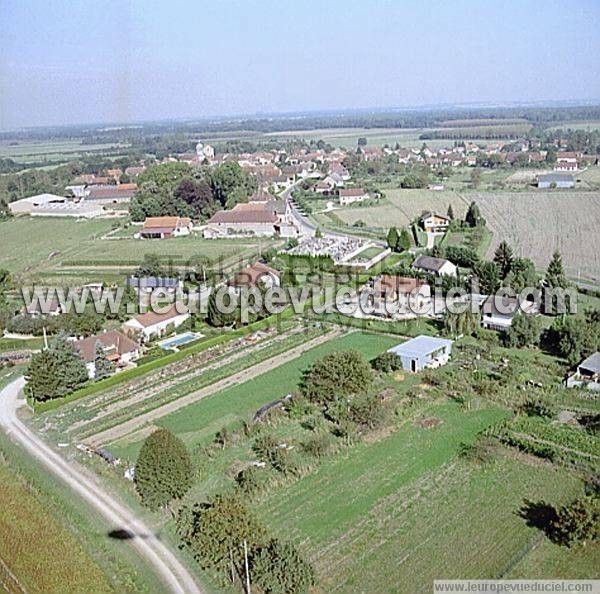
[
  {"x1": 419, "y1": 212, "x2": 451, "y2": 233},
  {"x1": 123, "y1": 304, "x2": 190, "y2": 342},
  {"x1": 339, "y1": 188, "x2": 369, "y2": 206},
  {"x1": 412, "y1": 255, "x2": 457, "y2": 277}
]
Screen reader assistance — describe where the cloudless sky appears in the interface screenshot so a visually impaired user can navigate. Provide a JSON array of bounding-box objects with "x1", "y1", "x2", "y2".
[{"x1": 1, "y1": 0, "x2": 599, "y2": 129}]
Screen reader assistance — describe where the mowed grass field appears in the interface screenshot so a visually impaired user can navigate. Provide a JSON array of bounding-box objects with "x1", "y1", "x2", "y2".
[
  {"x1": 256, "y1": 403, "x2": 591, "y2": 593},
  {"x1": 0, "y1": 458, "x2": 113, "y2": 593},
  {"x1": 111, "y1": 332, "x2": 400, "y2": 458},
  {"x1": 333, "y1": 188, "x2": 470, "y2": 228},
  {"x1": 0, "y1": 217, "x2": 262, "y2": 280}
]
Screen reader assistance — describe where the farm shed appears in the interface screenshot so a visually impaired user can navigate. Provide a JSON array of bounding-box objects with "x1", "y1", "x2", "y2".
[
  {"x1": 387, "y1": 335, "x2": 453, "y2": 372},
  {"x1": 537, "y1": 173, "x2": 574, "y2": 189}
]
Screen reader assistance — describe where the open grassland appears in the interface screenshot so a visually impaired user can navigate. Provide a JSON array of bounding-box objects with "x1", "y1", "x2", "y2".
[
  {"x1": 0, "y1": 217, "x2": 263, "y2": 281},
  {"x1": 333, "y1": 188, "x2": 469, "y2": 229},
  {"x1": 111, "y1": 332, "x2": 400, "y2": 457},
  {"x1": 472, "y1": 191, "x2": 600, "y2": 281},
  {"x1": 0, "y1": 458, "x2": 113, "y2": 593},
  {"x1": 256, "y1": 418, "x2": 587, "y2": 593}
]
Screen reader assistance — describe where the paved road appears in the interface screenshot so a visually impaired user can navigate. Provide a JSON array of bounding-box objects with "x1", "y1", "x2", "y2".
[
  {"x1": 0, "y1": 377, "x2": 202, "y2": 594},
  {"x1": 87, "y1": 329, "x2": 344, "y2": 447}
]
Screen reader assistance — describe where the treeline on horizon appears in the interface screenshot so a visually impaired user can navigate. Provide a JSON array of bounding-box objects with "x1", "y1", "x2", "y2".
[{"x1": 3, "y1": 104, "x2": 600, "y2": 144}]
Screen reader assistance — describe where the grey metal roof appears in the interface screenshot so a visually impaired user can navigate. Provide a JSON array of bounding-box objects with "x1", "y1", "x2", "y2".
[
  {"x1": 388, "y1": 335, "x2": 453, "y2": 358},
  {"x1": 579, "y1": 352, "x2": 600, "y2": 374},
  {"x1": 538, "y1": 173, "x2": 574, "y2": 183}
]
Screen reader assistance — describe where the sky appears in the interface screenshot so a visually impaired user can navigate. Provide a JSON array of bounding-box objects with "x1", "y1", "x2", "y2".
[{"x1": 1, "y1": 0, "x2": 600, "y2": 129}]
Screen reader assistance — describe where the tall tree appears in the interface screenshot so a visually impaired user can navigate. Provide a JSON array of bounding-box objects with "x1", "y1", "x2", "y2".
[
  {"x1": 386, "y1": 227, "x2": 399, "y2": 251},
  {"x1": 494, "y1": 241, "x2": 514, "y2": 278},
  {"x1": 545, "y1": 250, "x2": 568, "y2": 289},
  {"x1": 26, "y1": 334, "x2": 88, "y2": 401},
  {"x1": 135, "y1": 429, "x2": 193, "y2": 510},
  {"x1": 174, "y1": 177, "x2": 215, "y2": 218},
  {"x1": 447, "y1": 204, "x2": 455, "y2": 220},
  {"x1": 302, "y1": 350, "x2": 372, "y2": 405},
  {"x1": 93, "y1": 342, "x2": 114, "y2": 380},
  {"x1": 397, "y1": 228, "x2": 412, "y2": 251},
  {"x1": 472, "y1": 261, "x2": 500, "y2": 294}
]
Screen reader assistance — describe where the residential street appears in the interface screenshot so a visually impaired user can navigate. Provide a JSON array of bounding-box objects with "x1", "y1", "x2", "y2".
[{"x1": 0, "y1": 377, "x2": 202, "y2": 594}]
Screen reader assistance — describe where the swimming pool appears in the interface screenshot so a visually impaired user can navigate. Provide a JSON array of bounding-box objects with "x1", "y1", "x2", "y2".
[{"x1": 158, "y1": 332, "x2": 204, "y2": 350}]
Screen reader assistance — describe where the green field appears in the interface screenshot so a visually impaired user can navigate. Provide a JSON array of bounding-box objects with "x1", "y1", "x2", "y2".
[
  {"x1": 256, "y1": 411, "x2": 588, "y2": 593},
  {"x1": 0, "y1": 217, "x2": 265, "y2": 280}
]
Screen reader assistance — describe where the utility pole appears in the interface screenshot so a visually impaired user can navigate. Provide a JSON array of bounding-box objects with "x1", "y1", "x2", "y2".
[
  {"x1": 42, "y1": 325, "x2": 48, "y2": 350},
  {"x1": 243, "y1": 539, "x2": 251, "y2": 594},
  {"x1": 229, "y1": 548, "x2": 235, "y2": 585}
]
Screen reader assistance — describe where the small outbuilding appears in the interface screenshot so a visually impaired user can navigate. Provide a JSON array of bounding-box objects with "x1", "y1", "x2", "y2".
[
  {"x1": 537, "y1": 173, "x2": 574, "y2": 189},
  {"x1": 387, "y1": 335, "x2": 453, "y2": 372}
]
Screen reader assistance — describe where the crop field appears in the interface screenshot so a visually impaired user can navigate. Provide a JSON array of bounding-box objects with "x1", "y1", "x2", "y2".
[
  {"x1": 256, "y1": 414, "x2": 587, "y2": 593},
  {"x1": 330, "y1": 188, "x2": 600, "y2": 282},
  {"x1": 0, "y1": 140, "x2": 128, "y2": 164},
  {"x1": 111, "y1": 332, "x2": 400, "y2": 457},
  {"x1": 0, "y1": 217, "x2": 264, "y2": 281},
  {"x1": 0, "y1": 457, "x2": 113, "y2": 593},
  {"x1": 472, "y1": 191, "x2": 600, "y2": 281}
]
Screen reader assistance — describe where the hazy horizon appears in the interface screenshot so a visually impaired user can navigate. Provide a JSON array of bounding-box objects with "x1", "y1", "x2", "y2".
[{"x1": 2, "y1": 0, "x2": 600, "y2": 129}]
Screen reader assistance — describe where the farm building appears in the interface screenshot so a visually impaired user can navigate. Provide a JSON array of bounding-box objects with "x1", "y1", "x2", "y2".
[
  {"x1": 9, "y1": 193, "x2": 66, "y2": 215},
  {"x1": 537, "y1": 173, "x2": 574, "y2": 189},
  {"x1": 139, "y1": 216, "x2": 193, "y2": 239},
  {"x1": 339, "y1": 188, "x2": 369, "y2": 206},
  {"x1": 387, "y1": 335, "x2": 453, "y2": 372},
  {"x1": 203, "y1": 201, "x2": 298, "y2": 238},
  {"x1": 74, "y1": 330, "x2": 140, "y2": 379},
  {"x1": 85, "y1": 183, "x2": 138, "y2": 204},
  {"x1": 412, "y1": 255, "x2": 457, "y2": 277},
  {"x1": 123, "y1": 304, "x2": 190, "y2": 342},
  {"x1": 566, "y1": 352, "x2": 600, "y2": 392}
]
